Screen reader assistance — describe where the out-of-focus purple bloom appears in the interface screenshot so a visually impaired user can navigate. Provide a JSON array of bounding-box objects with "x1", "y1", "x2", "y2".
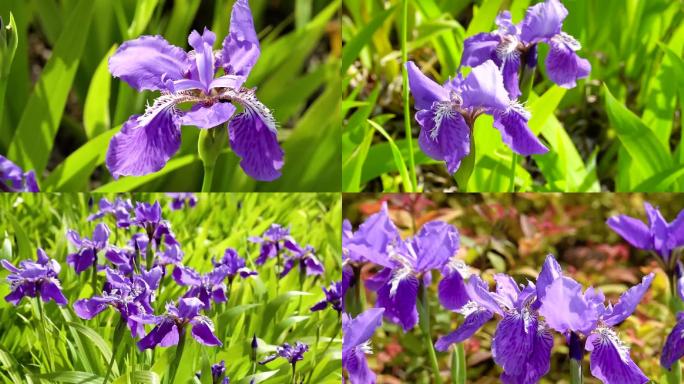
[
  {"x1": 87, "y1": 197, "x2": 133, "y2": 227},
  {"x1": 67, "y1": 223, "x2": 111, "y2": 274},
  {"x1": 133, "y1": 202, "x2": 178, "y2": 247},
  {"x1": 156, "y1": 242, "x2": 184, "y2": 267},
  {"x1": 607, "y1": 202, "x2": 684, "y2": 262},
  {"x1": 280, "y1": 244, "x2": 325, "y2": 278},
  {"x1": 346, "y1": 203, "x2": 461, "y2": 331},
  {"x1": 74, "y1": 267, "x2": 161, "y2": 337},
  {"x1": 212, "y1": 248, "x2": 257, "y2": 282},
  {"x1": 537, "y1": 255, "x2": 652, "y2": 384},
  {"x1": 342, "y1": 308, "x2": 384, "y2": 384},
  {"x1": 136, "y1": 297, "x2": 221, "y2": 350},
  {"x1": 105, "y1": 246, "x2": 137, "y2": 275},
  {"x1": 173, "y1": 265, "x2": 229, "y2": 309},
  {"x1": 249, "y1": 224, "x2": 299, "y2": 265},
  {"x1": 106, "y1": 0, "x2": 282, "y2": 181},
  {"x1": 406, "y1": 60, "x2": 548, "y2": 174},
  {"x1": 1, "y1": 248, "x2": 67, "y2": 305},
  {"x1": 311, "y1": 281, "x2": 342, "y2": 314},
  {"x1": 199, "y1": 360, "x2": 229, "y2": 384},
  {"x1": 259, "y1": 341, "x2": 309, "y2": 366},
  {"x1": 0, "y1": 155, "x2": 39, "y2": 192},
  {"x1": 167, "y1": 193, "x2": 197, "y2": 210},
  {"x1": 461, "y1": 0, "x2": 590, "y2": 96}
]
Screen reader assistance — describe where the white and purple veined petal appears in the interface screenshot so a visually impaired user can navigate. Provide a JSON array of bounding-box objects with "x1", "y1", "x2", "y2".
[
  {"x1": 492, "y1": 103, "x2": 549, "y2": 156},
  {"x1": 491, "y1": 310, "x2": 535, "y2": 376},
  {"x1": 342, "y1": 308, "x2": 384, "y2": 384},
  {"x1": 586, "y1": 328, "x2": 649, "y2": 384},
  {"x1": 416, "y1": 103, "x2": 471, "y2": 174},
  {"x1": 375, "y1": 273, "x2": 419, "y2": 331},
  {"x1": 545, "y1": 32, "x2": 591, "y2": 89},
  {"x1": 108, "y1": 35, "x2": 191, "y2": 92},
  {"x1": 499, "y1": 320, "x2": 553, "y2": 384},
  {"x1": 187, "y1": 28, "x2": 217, "y2": 93}
]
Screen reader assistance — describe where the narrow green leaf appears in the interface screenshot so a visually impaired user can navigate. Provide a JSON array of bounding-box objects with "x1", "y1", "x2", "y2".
[
  {"x1": 84, "y1": 45, "x2": 116, "y2": 139},
  {"x1": 342, "y1": 123, "x2": 374, "y2": 192},
  {"x1": 4, "y1": 211, "x2": 31, "y2": 261},
  {"x1": 341, "y1": 6, "x2": 396, "y2": 72},
  {"x1": 367, "y1": 120, "x2": 412, "y2": 191}
]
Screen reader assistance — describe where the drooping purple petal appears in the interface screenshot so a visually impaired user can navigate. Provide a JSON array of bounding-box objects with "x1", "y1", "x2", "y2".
[
  {"x1": 137, "y1": 318, "x2": 178, "y2": 350},
  {"x1": 438, "y1": 270, "x2": 469, "y2": 311},
  {"x1": 344, "y1": 348, "x2": 377, "y2": 384},
  {"x1": 74, "y1": 297, "x2": 112, "y2": 319},
  {"x1": 519, "y1": 0, "x2": 568, "y2": 43},
  {"x1": 228, "y1": 111, "x2": 283, "y2": 182},
  {"x1": 545, "y1": 34, "x2": 591, "y2": 88},
  {"x1": 603, "y1": 273, "x2": 653, "y2": 326},
  {"x1": 190, "y1": 316, "x2": 222, "y2": 346},
  {"x1": 491, "y1": 312, "x2": 534, "y2": 376},
  {"x1": 106, "y1": 110, "x2": 181, "y2": 179},
  {"x1": 587, "y1": 329, "x2": 649, "y2": 384},
  {"x1": 39, "y1": 279, "x2": 67, "y2": 305},
  {"x1": 108, "y1": 35, "x2": 190, "y2": 92},
  {"x1": 661, "y1": 313, "x2": 684, "y2": 370},
  {"x1": 376, "y1": 275, "x2": 419, "y2": 332},
  {"x1": 435, "y1": 306, "x2": 492, "y2": 351},
  {"x1": 416, "y1": 106, "x2": 471, "y2": 174},
  {"x1": 500, "y1": 323, "x2": 553, "y2": 384},
  {"x1": 493, "y1": 107, "x2": 549, "y2": 155}
]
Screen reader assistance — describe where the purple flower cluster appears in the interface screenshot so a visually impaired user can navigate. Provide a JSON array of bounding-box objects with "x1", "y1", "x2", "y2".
[
  {"x1": 106, "y1": 0, "x2": 283, "y2": 181},
  {"x1": 259, "y1": 341, "x2": 309, "y2": 367},
  {"x1": 250, "y1": 223, "x2": 325, "y2": 277},
  {"x1": 1, "y1": 248, "x2": 66, "y2": 305},
  {"x1": 0, "y1": 155, "x2": 39, "y2": 192},
  {"x1": 167, "y1": 193, "x2": 198, "y2": 210}
]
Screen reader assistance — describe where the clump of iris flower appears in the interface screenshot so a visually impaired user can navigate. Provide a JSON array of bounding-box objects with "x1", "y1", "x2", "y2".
[
  {"x1": 406, "y1": 60, "x2": 548, "y2": 174},
  {"x1": 212, "y1": 248, "x2": 257, "y2": 283},
  {"x1": 172, "y1": 265, "x2": 230, "y2": 310},
  {"x1": 1, "y1": 248, "x2": 67, "y2": 305},
  {"x1": 461, "y1": 0, "x2": 590, "y2": 97},
  {"x1": 136, "y1": 297, "x2": 222, "y2": 350},
  {"x1": 259, "y1": 341, "x2": 309, "y2": 378},
  {"x1": 106, "y1": 0, "x2": 283, "y2": 181},
  {"x1": 342, "y1": 308, "x2": 384, "y2": 384},
  {"x1": 249, "y1": 224, "x2": 299, "y2": 265},
  {"x1": 310, "y1": 281, "x2": 343, "y2": 314},
  {"x1": 280, "y1": 244, "x2": 325, "y2": 278},
  {"x1": 66, "y1": 223, "x2": 111, "y2": 274},
  {"x1": 167, "y1": 193, "x2": 197, "y2": 210},
  {"x1": 87, "y1": 197, "x2": 133, "y2": 227},
  {"x1": 345, "y1": 202, "x2": 461, "y2": 331},
  {"x1": 0, "y1": 155, "x2": 39, "y2": 192}
]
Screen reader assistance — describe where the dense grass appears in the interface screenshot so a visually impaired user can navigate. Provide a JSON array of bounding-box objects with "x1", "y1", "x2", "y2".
[
  {"x1": 0, "y1": 0, "x2": 340, "y2": 192},
  {"x1": 342, "y1": 0, "x2": 684, "y2": 192},
  {"x1": 0, "y1": 193, "x2": 342, "y2": 383}
]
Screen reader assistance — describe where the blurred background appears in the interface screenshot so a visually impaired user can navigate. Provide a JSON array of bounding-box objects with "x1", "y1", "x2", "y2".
[
  {"x1": 343, "y1": 193, "x2": 682, "y2": 383},
  {"x1": 0, "y1": 0, "x2": 341, "y2": 191}
]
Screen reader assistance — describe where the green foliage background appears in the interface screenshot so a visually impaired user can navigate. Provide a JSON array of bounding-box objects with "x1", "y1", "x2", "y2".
[{"x1": 0, "y1": 193, "x2": 342, "y2": 383}]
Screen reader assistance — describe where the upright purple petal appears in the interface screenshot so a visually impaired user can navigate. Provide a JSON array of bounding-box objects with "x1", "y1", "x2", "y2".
[
  {"x1": 492, "y1": 107, "x2": 549, "y2": 155},
  {"x1": 538, "y1": 276, "x2": 597, "y2": 334},
  {"x1": 221, "y1": 0, "x2": 260, "y2": 77},
  {"x1": 435, "y1": 306, "x2": 492, "y2": 351},
  {"x1": 109, "y1": 35, "x2": 190, "y2": 91},
  {"x1": 413, "y1": 221, "x2": 460, "y2": 272},
  {"x1": 228, "y1": 110, "x2": 283, "y2": 181},
  {"x1": 465, "y1": 275, "x2": 504, "y2": 316},
  {"x1": 138, "y1": 319, "x2": 177, "y2": 350},
  {"x1": 406, "y1": 61, "x2": 449, "y2": 110},
  {"x1": 92, "y1": 223, "x2": 111, "y2": 247},
  {"x1": 173, "y1": 266, "x2": 201, "y2": 286},
  {"x1": 460, "y1": 33, "x2": 500, "y2": 68},
  {"x1": 587, "y1": 329, "x2": 649, "y2": 384},
  {"x1": 74, "y1": 297, "x2": 112, "y2": 319},
  {"x1": 344, "y1": 203, "x2": 401, "y2": 269},
  {"x1": 106, "y1": 110, "x2": 181, "y2": 179},
  {"x1": 460, "y1": 60, "x2": 510, "y2": 111},
  {"x1": 188, "y1": 28, "x2": 217, "y2": 92},
  {"x1": 545, "y1": 34, "x2": 591, "y2": 88},
  {"x1": 519, "y1": 0, "x2": 568, "y2": 43},
  {"x1": 343, "y1": 308, "x2": 385, "y2": 352},
  {"x1": 603, "y1": 273, "x2": 653, "y2": 326},
  {"x1": 536, "y1": 254, "x2": 562, "y2": 301}
]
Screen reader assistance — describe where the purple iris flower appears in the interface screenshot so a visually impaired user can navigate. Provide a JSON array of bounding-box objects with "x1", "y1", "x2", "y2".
[
  {"x1": 106, "y1": 0, "x2": 282, "y2": 181},
  {"x1": 607, "y1": 202, "x2": 684, "y2": 263},
  {"x1": 342, "y1": 308, "x2": 384, "y2": 384},
  {"x1": 211, "y1": 248, "x2": 257, "y2": 282},
  {"x1": 167, "y1": 193, "x2": 197, "y2": 210},
  {"x1": 74, "y1": 267, "x2": 160, "y2": 337},
  {"x1": 133, "y1": 202, "x2": 178, "y2": 247},
  {"x1": 87, "y1": 197, "x2": 133, "y2": 227},
  {"x1": 156, "y1": 242, "x2": 184, "y2": 268},
  {"x1": 662, "y1": 267, "x2": 684, "y2": 370},
  {"x1": 537, "y1": 255, "x2": 652, "y2": 384},
  {"x1": 1, "y1": 248, "x2": 67, "y2": 306},
  {"x1": 280, "y1": 244, "x2": 325, "y2": 278},
  {"x1": 0, "y1": 155, "x2": 39, "y2": 192},
  {"x1": 172, "y1": 265, "x2": 229, "y2": 309},
  {"x1": 249, "y1": 224, "x2": 299, "y2": 265},
  {"x1": 461, "y1": 0, "x2": 591, "y2": 97},
  {"x1": 406, "y1": 60, "x2": 548, "y2": 174},
  {"x1": 259, "y1": 341, "x2": 309, "y2": 366},
  {"x1": 66, "y1": 223, "x2": 111, "y2": 274},
  {"x1": 136, "y1": 297, "x2": 222, "y2": 350},
  {"x1": 311, "y1": 281, "x2": 343, "y2": 314},
  {"x1": 346, "y1": 203, "x2": 461, "y2": 331}
]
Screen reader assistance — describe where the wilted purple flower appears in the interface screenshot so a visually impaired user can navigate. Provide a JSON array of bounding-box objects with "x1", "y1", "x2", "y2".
[
  {"x1": 407, "y1": 60, "x2": 548, "y2": 174},
  {"x1": 249, "y1": 224, "x2": 299, "y2": 265},
  {"x1": 136, "y1": 297, "x2": 222, "y2": 350},
  {"x1": 74, "y1": 267, "x2": 161, "y2": 337},
  {"x1": 461, "y1": 0, "x2": 590, "y2": 97},
  {"x1": 259, "y1": 341, "x2": 309, "y2": 366},
  {"x1": 346, "y1": 203, "x2": 460, "y2": 331},
  {"x1": 537, "y1": 255, "x2": 652, "y2": 384},
  {"x1": 167, "y1": 193, "x2": 197, "y2": 210},
  {"x1": 607, "y1": 202, "x2": 684, "y2": 262},
  {"x1": 1, "y1": 248, "x2": 67, "y2": 305},
  {"x1": 106, "y1": 0, "x2": 282, "y2": 181},
  {"x1": 66, "y1": 223, "x2": 111, "y2": 274},
  {"x1": 311, "y1": 281, "x2": 342, "y2": 313},
  {"x1": 87, "y1": 197, "x2": 133, "y2": 227},
  {"x1": 0, "y1": 155, "x2": 39, "y2": 192},
  {"x1": 173, "y1": 265, "x2": 229, "y2": 309},
  {"x1": 342, "y1": 308, "x2": 384, "y2": 384},
  {"x1": 212, "y1": 248, "x2": 257, "y2": 282},
  {"x1": 280, "y1": 244, "x2": 325, "y2": 278}
]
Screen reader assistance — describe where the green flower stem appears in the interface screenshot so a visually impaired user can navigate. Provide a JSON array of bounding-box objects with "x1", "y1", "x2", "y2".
[
  {"x1": 167, "y1": 327, "x2": 187, "y2": 384},
  {"x1": 450, "y1": 343, "x2": 466, "y2": 384},
  {"x1": 418, "y1": 282, "x2": 442, "y2": 384},
  {"x1": 35, "y1": 297, "x2": 54, "y2": 371},
  {"x1": 104, "y1": 319, "x2": 126, "y2": 384},
  {"x1": 454, "y1": 140, "x2": 475, "y2": 191},
  {"x1": 198, "y1": 127, "x2": 226, "y2": 192},
  {"x1": 201, "y1": 163, "x2": 215, "y2": 192},
  {"x1": 570, "y1": 358, "x2": 583, "y2": 384},
  {"x1": 401, "y1": 0, "x2": 417, "y2": 192}
]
